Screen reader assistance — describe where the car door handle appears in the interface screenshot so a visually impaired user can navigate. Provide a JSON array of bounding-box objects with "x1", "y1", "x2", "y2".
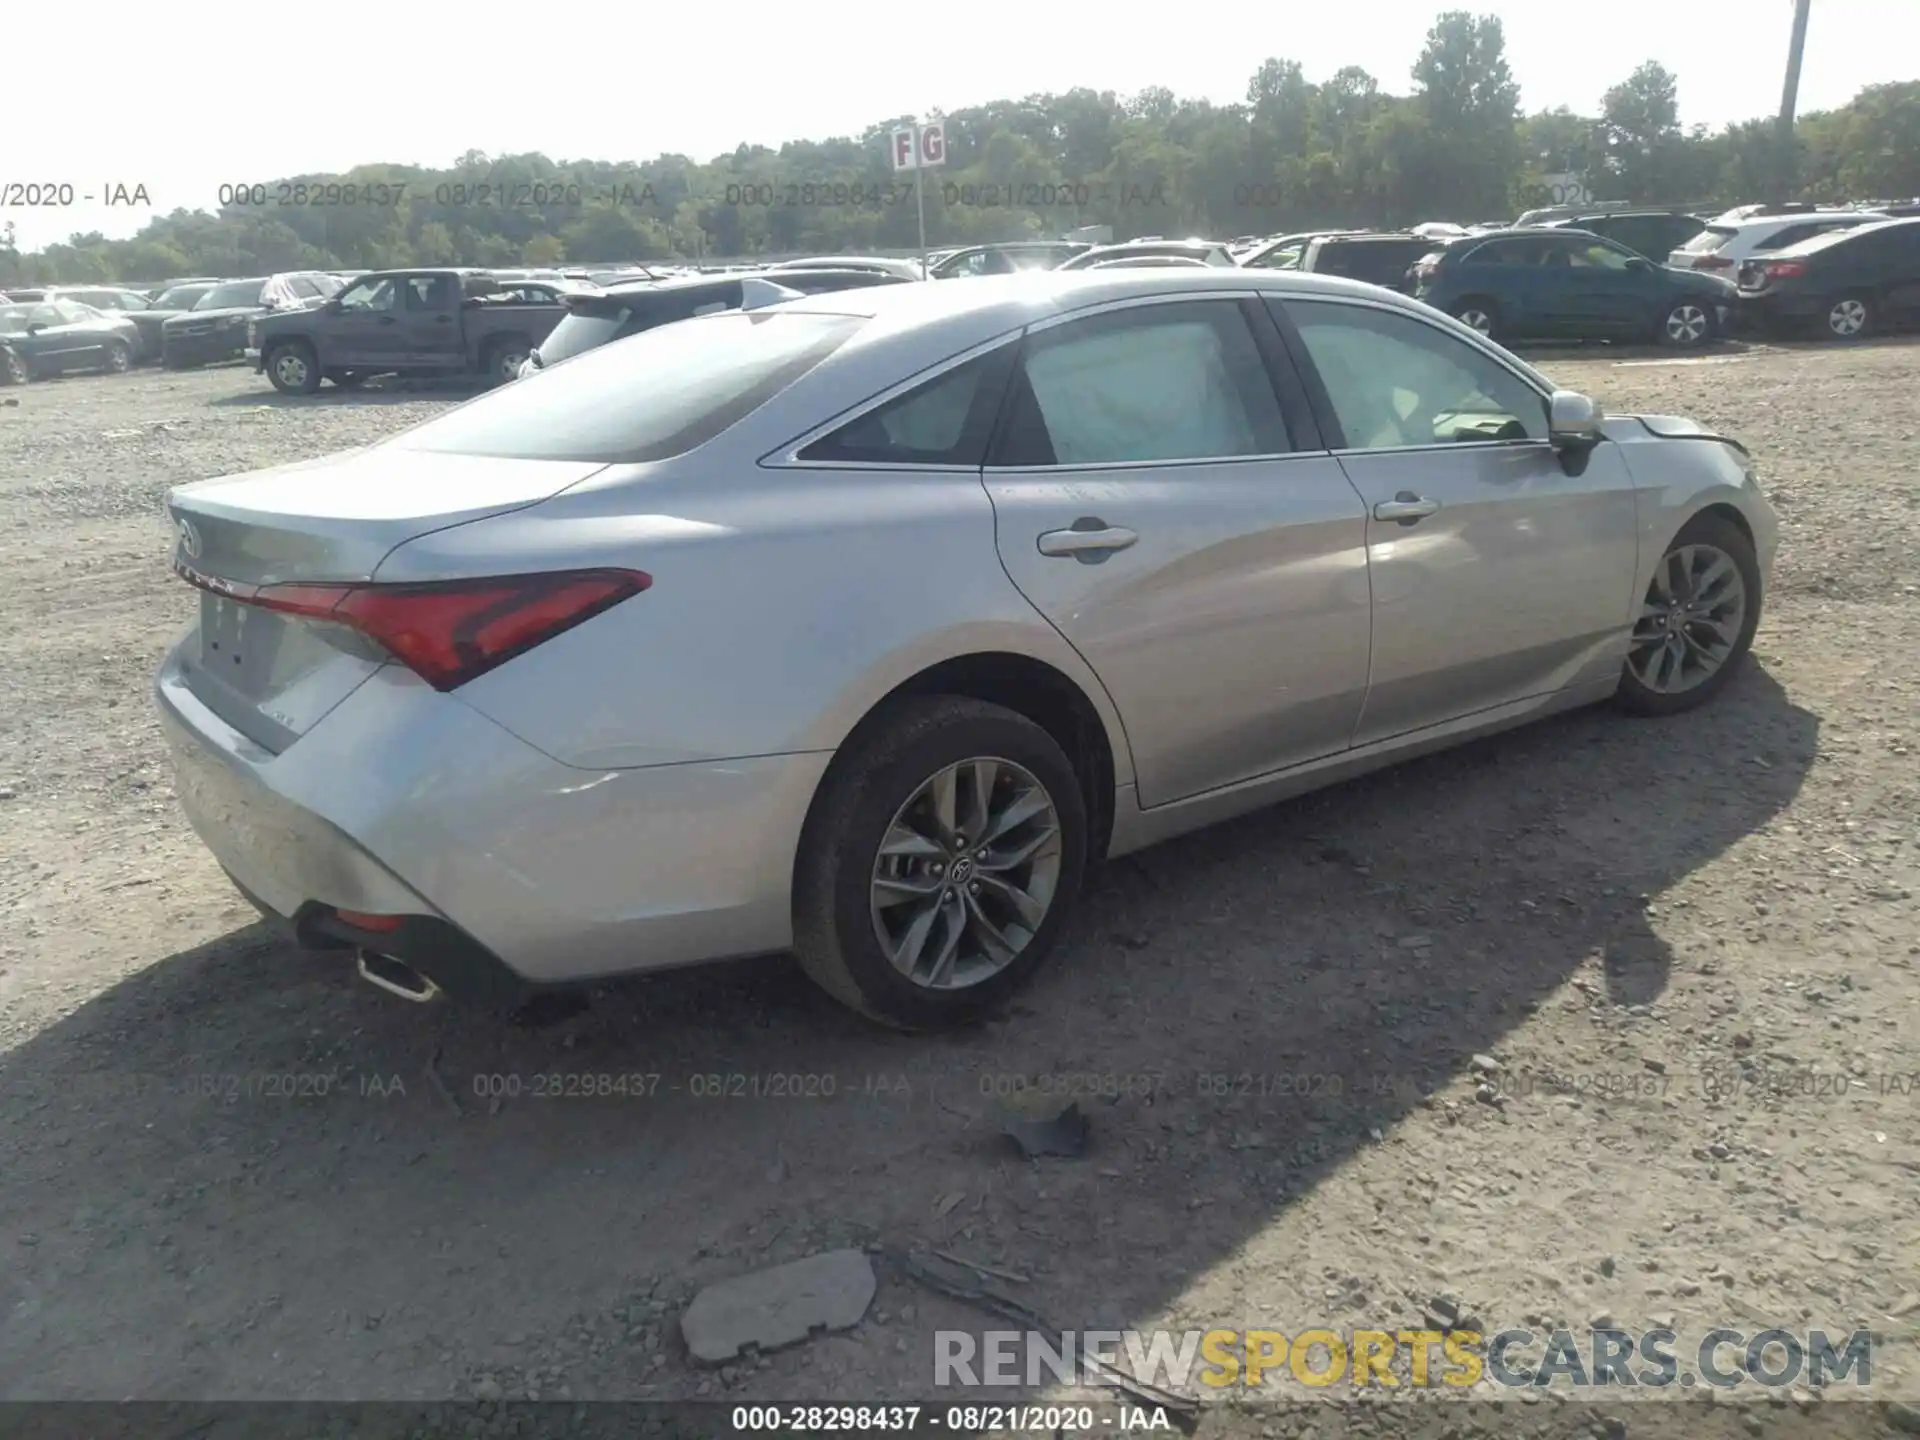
[
  {"x1": 1037, "y1": 523, "x2": 1138, "y2": 560},
  {"x1": 1373, "y1": 493, "x2": 1440, "y2": 524}
]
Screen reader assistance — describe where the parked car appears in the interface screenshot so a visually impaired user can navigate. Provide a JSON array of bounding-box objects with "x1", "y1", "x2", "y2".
[
  {"x1": 0, "y1": 299, "x2": 140, "y2": 376},
  {"x1": 1542, "y1": 210, "x2": 1707, "y2": 262},
  {"x1": 1736, "y1": 216, "x2": 1920, "y2": 339},
  {"x1": 44, "y1": 286, "x2": 161, "y2": 360},
  {"x1": 523, "y1": 269, "x2": 907, "y2": 376},
  {"x1": 1668, "y1": 210, "x2": 1887, "y2": 279},
  {"x1": 1057, "y1": 239, "x2": 1235, "y2": 270},
  {"x1": 155, "y1": 267, "x2": 1774, "y2": 1026},
  {"x1": 928, "y1": 243, "x2": 1090, "y2": 278},
  {"x1": 1236, "y1": 231, "x2": 1360, "y2": 269},
  {"x1": 162, "y1": 273, "x2": 337, "y2": 369},
  {"x1": 1240, "y1": 232, "x2": 1434, "y2": 293},
  {"x1": 140, "y1": 276, "x2": 223, "y2": 300},
  {"x1": 250, "y1": 268, "x2": 571, "y2": 392},
  {"x1": 769, "y1": 255, "x2": 925, "y2": 281},
  {"x1": 1412, "y1": 227, "x2": 1738, "y2": 347},
  {"x1": 127, "y1": 282, "x2": 221, "y2": 362}
]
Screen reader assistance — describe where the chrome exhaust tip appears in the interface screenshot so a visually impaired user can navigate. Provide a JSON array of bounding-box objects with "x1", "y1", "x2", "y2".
[{"x1": 355, "y1": 949, "x2": 443, "y2": 1004}]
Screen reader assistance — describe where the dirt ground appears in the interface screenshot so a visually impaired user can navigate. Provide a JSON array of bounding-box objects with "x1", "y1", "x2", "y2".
[{"x1": 0, "y1": 345, "x2": 1916, "y2": 1433}]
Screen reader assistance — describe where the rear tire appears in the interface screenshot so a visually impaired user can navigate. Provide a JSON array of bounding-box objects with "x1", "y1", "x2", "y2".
[
  {"x1": 1451, "y1": 298, "x2": 1501, "y2": 341},
  {"x1": 1616, "y1": 513, "x2": 1761, "y2": 718},
  {"x1": 791, "y1": 696, "x2": 1088, "y2": 1030},
  {"x1": 102, "y1": 340, "x2": 132, "y2": 374},
  {"x1": 1657, "y1": 298, "x2": 1716, "y2": 349},
  {"x1": 482, "y1": 338, "x2": 530, "y2": 386},
  {"x1": 265, "y1": 341, "x2": 321, "y2": 395},
  {"x1": 1822, "y1": 291, "x2": 1873, "y2": 341},
  {"x1": 0, "y1": 348, "x2": 26, "y2": 386}
]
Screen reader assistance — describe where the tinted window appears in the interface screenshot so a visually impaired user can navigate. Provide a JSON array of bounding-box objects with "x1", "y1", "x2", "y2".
[
  {"x1": 1558, "y1": 238, "x2": 1637, "y2": 270},
  {"x1": 391, "y1": 311, "x2": 863, "y2": 463},
  {"x1": 194, "y1": 280, "x2": 266, "y2": 310},
  {"x1": 287, "y1": 276, "x2": 322, "y2": 298},
  {"x1": 1314, "y1": 241, "x2": 1427, "y2": 286},
  {"x1": 407, "y1": 275, "x2": 456, "y2": 309},
  {"x1": 1246, "y1": 241, "x2": 1306, "y2": 270},
  {"x1": 1284, "y1": 299, "x2": 1547, "y2": 449},
  {"x1": 994, "y1": 301, "x2": 1290, "y2": 467},
  {"x1": 801, "y1": 349, "x2": 1012, "y2": 466},
  {"x1": 1462, "y1": 238, "x2": 1548, "y2": 266},
  {"x1": 155, "y1": 284, "x2": 215, "y2": 309}
]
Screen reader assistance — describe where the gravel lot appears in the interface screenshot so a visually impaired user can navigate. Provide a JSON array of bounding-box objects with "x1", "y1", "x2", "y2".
[{"x1": 0, "y1": 348, "x2": 1916, "y2": 1433}]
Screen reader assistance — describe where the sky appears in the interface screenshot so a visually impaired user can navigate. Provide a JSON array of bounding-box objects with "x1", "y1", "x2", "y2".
[{"x1": 6, "y1": 0, "x2": 1913, "y2": 253}]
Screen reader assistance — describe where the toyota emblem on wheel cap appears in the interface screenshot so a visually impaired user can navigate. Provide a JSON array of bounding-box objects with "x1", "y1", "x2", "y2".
[{"x1": 176, "y1": 516, "x2": 201, "y2": 560}]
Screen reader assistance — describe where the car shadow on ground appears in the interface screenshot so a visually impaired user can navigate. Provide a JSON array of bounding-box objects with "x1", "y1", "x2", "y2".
[
  {"x1": 204, "y1": 381, "x2": 484, "y2": 410},
  {"x1": 0, "y1": 665, "x2": 1817, "y2": 1400}
]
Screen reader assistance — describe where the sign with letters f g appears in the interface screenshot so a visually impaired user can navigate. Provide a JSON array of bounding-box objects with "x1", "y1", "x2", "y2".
[{"x1": 891, "y1": 122, "x2": 947, "y2": 171}]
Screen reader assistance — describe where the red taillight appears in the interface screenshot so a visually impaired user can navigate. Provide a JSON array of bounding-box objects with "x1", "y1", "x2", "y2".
[
  {"x1": 335, "y1": 909, "x2": 405, "y2": 933},
  {"x1": 1763, "y1": 260, "x2": 1808, "y2": 279},
  {"x1": 1696, "y1": 255, "x2": 1735, "y2": 270},
  {"x1": 175, "y1": 564, "x2": 650, "y2": 689}
]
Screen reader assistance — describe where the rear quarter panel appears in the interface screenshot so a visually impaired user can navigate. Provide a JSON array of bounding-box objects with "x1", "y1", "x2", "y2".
[{"x1": 374, "y1": 455, "x2": 1135, "y2": 782}]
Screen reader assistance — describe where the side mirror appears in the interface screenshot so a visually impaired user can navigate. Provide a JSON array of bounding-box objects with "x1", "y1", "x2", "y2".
[
  {"x1": 26, "y1": 323, "x2": 46, "y2": 335},
  {"x1": 1547, "y1": 390, "x2": 1604, "y2": 452},
  {"x1": 1625, "y1": 256, "x2": 1653, "y2": 271}
]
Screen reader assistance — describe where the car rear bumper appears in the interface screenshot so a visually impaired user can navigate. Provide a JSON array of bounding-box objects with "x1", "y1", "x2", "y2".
[{"x1": 155, "y1": 643, "x2": 829, "y2": 988}]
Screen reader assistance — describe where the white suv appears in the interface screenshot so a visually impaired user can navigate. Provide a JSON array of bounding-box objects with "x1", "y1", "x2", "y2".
[{"x1": 1668, "y1": 210, "x2": 1887, "y2": 278}]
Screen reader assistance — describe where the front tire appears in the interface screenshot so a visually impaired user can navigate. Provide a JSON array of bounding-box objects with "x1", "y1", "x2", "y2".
[
  {"x1": 265, "y1": 342, "x2": 321, "y2": 395},
  {"x1": 0, "y1": 348, "x2": 26, "y2": 386},
  {"x1": 102, "y1": 340, "x2": 132, "y2": 374},
  {"x1": 1658, "y1": 298, "x2": 1715, "y2": 349},
  {"x1": 483, "y1": 339, "x2": 529, "y2": 385},
  {"x1": 1617, "y1": 513, "x2": 1761, "y2": 717},
  {"x1": 791, "y1": 696, "x2": 1088, "y2": 1029}
]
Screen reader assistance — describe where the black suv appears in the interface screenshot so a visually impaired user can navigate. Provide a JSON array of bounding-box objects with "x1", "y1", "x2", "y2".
[
  {"x1": 1736, "y1": 216, "x2": 1920, "y2": 340},
  {"x1": 1542, "y1": 210, "x2": 1707, "y2": 262},
  {"x1": 522, "y1": 268, "x2": 907, "y2": 375}
]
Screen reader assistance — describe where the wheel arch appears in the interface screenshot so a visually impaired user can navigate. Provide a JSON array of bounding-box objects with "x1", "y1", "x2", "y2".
[{"x1": 799, "y1": 650, "x2": 1125, "y2": 872}]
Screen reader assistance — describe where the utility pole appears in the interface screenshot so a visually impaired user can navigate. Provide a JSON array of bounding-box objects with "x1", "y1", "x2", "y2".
[{"x1": 1776, "y1": 0, "x2": 1813, "y2": 197}]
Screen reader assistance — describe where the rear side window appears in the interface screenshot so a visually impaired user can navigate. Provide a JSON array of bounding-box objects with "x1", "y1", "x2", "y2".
[
  {"x1": 992, "y1": 301, "x2": 1290, "y2": 467},
  {"x1": 1461, "y1": 239, "x2": 1547, "y2": 265},
  {"x1": 799, "y1": 347, "x2": 1015, "y2": 466},
  {"x1": 407, "y1": 275, "x2": 456, "y2": 309},
  {"x1": 391, "y1": 311, "x2": 864, "y2": 463}
]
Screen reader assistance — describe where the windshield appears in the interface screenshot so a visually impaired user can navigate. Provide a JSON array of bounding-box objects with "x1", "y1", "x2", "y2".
[
  {"x1": 390, "y1": 310, "x2": 864, "y2": 463},
  {"x1": 193, "y1": 280, "x2": 266, "y2": 311},
  {"x1": 154, "y1": 285, "x2": 215, "y2": 309}
]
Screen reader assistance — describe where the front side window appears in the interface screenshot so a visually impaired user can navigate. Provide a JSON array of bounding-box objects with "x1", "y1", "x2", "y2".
[
  {"x1": 994, "y1": 301, "x2": 1290, "y2": 467},
  {"x1": 339, "y1": 277, "x2": 399, "y2": 312},
  {"x1": 1284, "y1": 299, "x2": 1547, "y2": 449},
  {"x1": 390, "y1": 310, "x2": 863, "y2": 463},
  {"x1": 1247, "y1": 241, "x2": 1306, "y2": 270},
  {"x1": 801, "y1": 348, "x2": 1013, "y2": 466},
  {"x1": 1561, "y1": 239, "x2": 1637, "y2": 270}
]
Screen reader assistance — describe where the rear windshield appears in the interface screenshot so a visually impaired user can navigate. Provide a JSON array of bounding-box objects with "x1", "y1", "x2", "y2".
[
  {"x1": 537, "y1": 309, "x2": 637, "y2": 366},
  {"x1": 390, "y1": 310, "x2": 864, "y2": 464},
  {"x1": 1679, "y1": 226, "x2": 1736, "y2": 255}
]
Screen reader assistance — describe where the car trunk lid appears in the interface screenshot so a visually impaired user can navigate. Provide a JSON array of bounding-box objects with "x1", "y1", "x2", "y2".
[{"x1": 166, "y1": 447, "x2": 610, "y2": 753}]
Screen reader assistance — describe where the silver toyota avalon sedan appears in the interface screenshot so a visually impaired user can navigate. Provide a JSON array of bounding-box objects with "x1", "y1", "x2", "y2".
[{"x1": 156, "y1": 268, "x2": 1777, "y2": 1028}]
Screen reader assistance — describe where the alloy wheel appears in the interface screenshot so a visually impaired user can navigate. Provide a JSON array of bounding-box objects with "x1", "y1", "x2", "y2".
[
  {"x1": 1828, "y1": 298, "x2": 1867, "y2": 338},
  {"x1": 3, "y1": 351, "x2": 24, "y2": 385},
  {"x1": 498, "y1": 351, "x2": 527, "y2": 380},
  {"x1": 1665, "y1": 304, "x2": 1710, "y2": 346},
  {"x1": 868, "y1": 756, "x2": 1063, "y2": 991},
  {"x1": 1457, "y1": 308, "x2": 1493, "y2": 336},
  {"x1": 273, "y1": 351, "x2": 310, "y2": 390},
  {"x1": 1628, "y1": 543, "x2": 1748, "y2": 695}
]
